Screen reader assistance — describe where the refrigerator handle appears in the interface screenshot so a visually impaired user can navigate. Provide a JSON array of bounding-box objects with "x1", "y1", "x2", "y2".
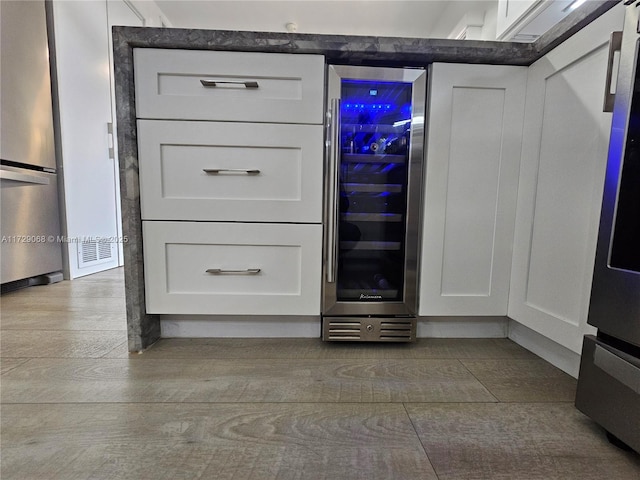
[
  {"x1": 326, "y1": 98, "x2": 341, "y2": 283},
  {"x1": 0, "y1": 169, "x2": 50, "y2": 185},
  {"x1": 603, "y1": 31, "x2": 623, "y2": 113}
]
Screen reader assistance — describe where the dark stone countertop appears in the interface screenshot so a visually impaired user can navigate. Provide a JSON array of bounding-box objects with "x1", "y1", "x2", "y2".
[{"x1": 113, "y1": 27, "x2": 535, "y2": 67}]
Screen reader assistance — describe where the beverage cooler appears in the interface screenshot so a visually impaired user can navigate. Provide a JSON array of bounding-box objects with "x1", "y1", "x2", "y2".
[{"x1": 322, "y1": 65, "x2": 426, "y2": 341}]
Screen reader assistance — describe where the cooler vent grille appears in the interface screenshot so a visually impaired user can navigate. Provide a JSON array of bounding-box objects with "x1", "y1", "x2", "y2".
[{"x1": 323, "y1": 317, "x2": 416, "y2": 342}]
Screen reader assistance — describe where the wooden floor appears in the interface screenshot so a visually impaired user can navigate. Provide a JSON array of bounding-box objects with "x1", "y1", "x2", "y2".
[{"x1": 1, "y1": 268, "x2": 639, "y2": 480}]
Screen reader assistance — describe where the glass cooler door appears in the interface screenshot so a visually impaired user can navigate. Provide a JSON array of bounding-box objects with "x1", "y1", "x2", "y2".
[
  {"x1": 324, "y1": 65, "x2": 425, "y2": 316},
  {"x1": 336, "y1": 80, "x2": 413, "y2": 302}
]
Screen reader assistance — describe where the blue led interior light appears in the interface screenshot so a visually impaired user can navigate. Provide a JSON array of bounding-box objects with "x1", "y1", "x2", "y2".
[{"x1": 342, "y1": 103, "x2": 393, "y2": 111}]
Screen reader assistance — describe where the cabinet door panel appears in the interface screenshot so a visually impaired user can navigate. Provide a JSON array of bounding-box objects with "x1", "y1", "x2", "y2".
[
  {"x1": 419, "y1": 63, "x2": 527, "y2": 316},
  {"x1": 508, "y1": 5, "x2": 624, "y2": 353}
]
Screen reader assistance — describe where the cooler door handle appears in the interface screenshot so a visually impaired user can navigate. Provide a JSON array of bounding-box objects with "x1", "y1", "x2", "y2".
[{"x1": 326, "y1": 98, "x2": 341, "y2": 283}]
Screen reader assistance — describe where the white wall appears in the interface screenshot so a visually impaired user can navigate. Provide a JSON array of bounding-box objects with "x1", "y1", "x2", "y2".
[
  {"x1": 120, "y1": 0, "x2": 171, "y2": 27},
  {"x1": 154, "y1": 0, "x2": 497, "y2": 39},
  {"x1": 428, "y1": 0, "x2": 497, "y2": 39}
]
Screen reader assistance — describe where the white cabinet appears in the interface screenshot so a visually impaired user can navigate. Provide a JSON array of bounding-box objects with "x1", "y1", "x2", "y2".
[
  {"x1": 134, "y1": 49, "x2": 325, "y2": 317},
  {"x1": 419, "y1": 63, "x2": 527, "y2": 316},
  {"x1": 143, "y1": 222, "x2": 322, "y2": 315},
  {"x1": 508, "y1": 5, "x2": 624, "y2": 354}
]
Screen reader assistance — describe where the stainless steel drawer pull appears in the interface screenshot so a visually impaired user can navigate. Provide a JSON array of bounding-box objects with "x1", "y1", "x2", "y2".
[
  {"x1": 200, "y1": 80, "x2": 259, "y2": 89},
  {"x1": 206, "y1": 268, "x2": 261, "y2": 275},
  {"x1": 203, "y1": 168, "x2": 260, "y2": 175}
]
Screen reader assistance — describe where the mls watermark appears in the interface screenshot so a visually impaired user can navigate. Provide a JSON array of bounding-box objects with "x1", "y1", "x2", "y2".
[{"x1": 1, "y1": 235, "x2": 129, "y2": 244}]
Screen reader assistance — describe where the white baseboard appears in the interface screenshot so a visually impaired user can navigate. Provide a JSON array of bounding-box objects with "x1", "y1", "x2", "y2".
[
  {"x1": 161, "y1": 315, "x2": 511, "y2": 339},
  {"x1": 161, "y1": 315, "x2": 322, "y2": 338},
  {"x1": 508, "y1": 319, "x2": 581, "y2": 378},
  {"x1": 417, "y1": 316, "x2": 509, "y2": 338}
]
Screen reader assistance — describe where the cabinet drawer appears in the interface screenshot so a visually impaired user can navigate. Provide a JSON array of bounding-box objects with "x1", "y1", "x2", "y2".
[
  {"x1": 143, "y1": 221, "x2": 322, "y2": 315},
  {"x1": 134, "y1": 49, "x2": 324, "y2": 124},
  {"x1": 138, "y1": 120, "x2": 323, "y2": 223}
]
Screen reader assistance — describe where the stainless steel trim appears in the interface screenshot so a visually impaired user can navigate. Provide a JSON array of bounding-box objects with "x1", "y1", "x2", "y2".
[
  {"x1": 203, "y1": 168, "x2": 260, "y2": 175},
  {"x1": 328, "y1": 65, "x2": 427, "y2": 84},
  {"x1": 1, "y1": 167, "x2": 62, "y2": 283},
  {"x1": 576, "y1": 335, "x2": 640, "y2": 453},
  {"x1": 603, "y1": 31, "x2": 623, "y2": 112},
  {"x1": 326, "y1": 98, "x2": 340, "y2": 283},
  {"x1": 200, "y1": 80, "x2": 259, "y2": 88},
  {"x1": 205, "y1": 268, "x2": 261, "y2": 275},
  {"x1": 322, "y1": 316, "x2": 416, "y2": 342},
  {"x1": 0, "y1": 169, "x2": 50, "y2": 185},
  {"x1": 594, "y1": 344, "x2": 640, "y2": 393},
  {"x1": 322, "y1": 65, "x2": 426, "y2": 318},
  {"x1": 1, "y1": 1, "x2": 56, "y2": 170},
  {"x1": 403, "y1": 67, "x2": 427, "y2": 316}
]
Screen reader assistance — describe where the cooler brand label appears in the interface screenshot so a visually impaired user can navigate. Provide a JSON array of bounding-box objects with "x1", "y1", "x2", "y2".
[{"x1": 360, "y1": 293, "x2": 382, "y2": 300}]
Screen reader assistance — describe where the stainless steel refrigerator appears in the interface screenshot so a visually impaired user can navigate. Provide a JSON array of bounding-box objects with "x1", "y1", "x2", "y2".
[
  {"x1": 575, "y1": 0, "x2": 640, "y2": 453},
  {"x1": 322, "y1": 65, "x2": 426, "y2": 341},
  {"x1": 1, "y1": 0, "x2": 63, "y2": 287}
]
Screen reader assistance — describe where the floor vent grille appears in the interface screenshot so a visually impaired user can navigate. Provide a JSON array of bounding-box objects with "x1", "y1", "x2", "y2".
[
  {"x1": 77, "y1": 239, "x2": 115, "y2": 269},
  {"x1": 322, "y1": 317, "x2": 416, "y2": 342}
]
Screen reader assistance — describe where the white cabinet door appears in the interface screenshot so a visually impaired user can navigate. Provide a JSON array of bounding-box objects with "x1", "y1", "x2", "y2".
[
  {"x1": 51, "y1": 0, "x2": 120, "y2": 278},
  {"x1": 143, "y1": 221, "x2": 322, "y2": 315},
  {"x1": 508, "y1": 5, "x2": 624, "y2": 354},
  {"x1": 137, "y1": 120, "x2": 323, "y2": 223},
  {"x1": 419, "y1": 63, "x2": 527, "y2": 316}
]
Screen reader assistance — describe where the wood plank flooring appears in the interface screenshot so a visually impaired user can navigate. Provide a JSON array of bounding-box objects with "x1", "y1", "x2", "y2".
[{"x1": 1, "y1": 268, "x2": 639, "y2": 479}]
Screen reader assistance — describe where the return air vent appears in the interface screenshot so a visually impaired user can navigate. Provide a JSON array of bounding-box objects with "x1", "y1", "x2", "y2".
[
  {"x1": 77, "y1": 239, "x2": 115, "y2": 269},
  {"x1": 322, "y1": 317, "x2": 416, "y2": 342}
]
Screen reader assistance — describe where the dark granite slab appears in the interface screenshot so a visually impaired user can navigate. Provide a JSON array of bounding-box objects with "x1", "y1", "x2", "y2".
[
  {"x1": 114, "y1": 27, "x2": 536, "y2": 67},
  {"x1": 113, "y1": 1, "x2": 618, "y2": 351}
]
